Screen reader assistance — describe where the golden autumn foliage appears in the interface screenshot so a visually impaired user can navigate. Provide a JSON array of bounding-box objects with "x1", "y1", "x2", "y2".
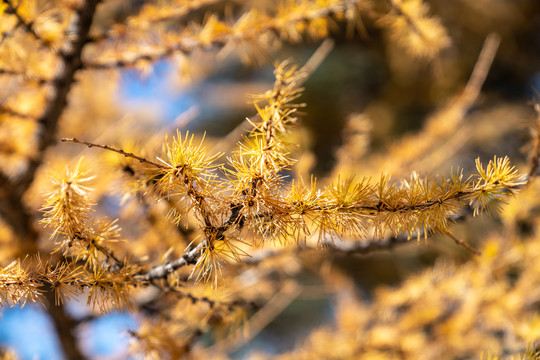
[{"x1": 0, "y1": 0, "x2": 539, "y2": 359}]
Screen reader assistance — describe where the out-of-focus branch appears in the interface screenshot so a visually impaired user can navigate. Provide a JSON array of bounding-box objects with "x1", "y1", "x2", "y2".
[
  {"x1": 0, "y1": 67, "x2": 50, "y2": 84},
  {"x1": 461, "y1": 33, "x2": 501, "y2": 105},
  {"x1": 0, "y1": 104, "x2": 37, "y2": 119},
  {"x1": 2, "y1": 0, "x2": 50, "y2": 47},
  {"x1": 15, "y1": 0, "x2": 102, "y2": 194},
  {"x1": 127, "y1": 0, "x2": 223, "y2": 27},
  {"x1": 242, "y1": 235, "x2": 411, "y2": 265},
  {"x1": 527, "y1": 103, "x2": 540, "y2": 182},
  {"x1": 44, "y1": 290, "x2": 86, "y2": 360},
  {"x1": 61, "y1": 138, "x2": 166, "y2": 169},
  {"x1": 377, "y1": 33, "x2": 501, "y2": 176},
  {"x1": 210, "y1": 282, "x2": 301, "y2": 354}
]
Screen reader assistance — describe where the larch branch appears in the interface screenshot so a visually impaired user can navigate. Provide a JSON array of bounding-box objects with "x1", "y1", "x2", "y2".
[
  {"x1": 135, "y1": 240, "x2": 205, "y2": 282},
  {"x1": 82, "y1": 0, "x2": 359, "y2": 70}
]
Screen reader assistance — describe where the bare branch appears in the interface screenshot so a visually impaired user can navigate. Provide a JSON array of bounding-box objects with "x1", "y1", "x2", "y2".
[
  {"x1": 445, "y1": 231, "x2": 481, "y2": 256},
  {"x1": 15, "y1": 1, "x2": 102, "y2": 194},
  {"x1": 0, "y1": 2, "x2": 101, "y2": 359},
  {"x1": 527, "y1": 102, "x2": 540, "y2": 182},
  {"x1": 61, "y1": 138, "x2": 166, "y2": 169},
  {"x1": 461, "y1": 33, "x2": 500, "y2": 106},
  {"x1": 160, "y1": 284, "x2": 260, "y2": 311},
  {"x1": 0, "y1": 104, "x2": 37, "y2": 120}
]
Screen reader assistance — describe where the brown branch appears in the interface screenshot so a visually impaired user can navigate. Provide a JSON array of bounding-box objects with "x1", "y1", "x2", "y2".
[
  {"x1": 15, "y1": 1, "x2": 101, "y2": 194},
  {"x1": 0, "y1": 104, "x2": 37, "y2": 120},
  {"x1": 61, "y1": 138, "x2": 166, "y2": 169},
  {"x1": 395, "y1": 33, "x2": 501, "y2": 174},
  {"x1": 43, "y1": 290, "x2": 87, "y2": 360},
  {"x1": 1, "y1": 1, "x2": 101, "y2": 245},
  {"x1": 72, "y1": 232, "x2": 125, "y2": 270},
  {"x1": 0, "y1": 173, "x2": 40, "y2": 249},
  {"x1": 445, "y1": 231, "x2": 481, "y2": 256},
  {"x1": 213, "y1": 38, "x2": 335, "y2": 152},
  {"x1": 210, "y1": 282, "x2": 300, "y2": 353},
  {"x1": 461, "y1": 33, "x2": 500, "y2": 106},
  {"x1": 242, "y1": 236, "x2": 409, "y2": 265},
  {"x1": 161, "y1": 285, "x2": 260, "y2": 311},
  {"x1": 135, "y1": 240, "x2": 205, "y2": 282}
]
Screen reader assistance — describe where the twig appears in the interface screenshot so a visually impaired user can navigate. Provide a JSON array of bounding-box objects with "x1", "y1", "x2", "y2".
[
  {"x1": 388, "y1": 33, "x2": 501, "y2": 176},
  {"x1": 527, "y1": 102, "x2": 540, "y2": 182},
  {"x1": 301, "y1": 38, "x2": 336, "y2": 79},
  {"x1": 161, "y1": 285, "x2": 260, "y2": 311},
  {"x1": 135, "y1": 241, "x2": 205, "y2": 282},
  {"x1": 461, "y1": 33, "x2": 500, "y2": 105},
  {"x1": 445, "y1": 231, "x2": 481, "y2": 256},
  {"x1": 72, "y1": 232, "x2": 125, "y2": 270},
  {"x1": 210, "y1": 282, "x2": 301, "y2": 353},
  {"x1": 61, "y1": 138, "x2": 166, "y2": 169}
]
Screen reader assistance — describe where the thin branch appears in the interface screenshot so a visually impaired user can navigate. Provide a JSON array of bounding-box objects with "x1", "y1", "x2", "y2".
[
  {"x1": 0, "y1": 67, "x2": 50, "y2": 84},
  {"x1": 445, "y1": 231, "x2": 481, "y2": 256},
  {"x1": 135, "y1": 240, "x2": 205, "y2": 282},
  {"x1": 527, "y1": 102, "x2": 540, "y2": 182},
  {"x1": 213, "y1": 38, "x2": 335, "y2": 151},
  {"x1": 385, "y1": 33, "x2": 501, "y2": 176},
  {"x1": 210, "y1": 282, "x2": 301, "y2": 353},
  {"x1": 43, "y1": 290, "x2": 87, "y2": 360},
  {"x1": 71, "y1": 232, "x2": 125, "y2": 270},
  {"x1": 61, "y1": 138, "x2": 166, "y2": 169}
]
